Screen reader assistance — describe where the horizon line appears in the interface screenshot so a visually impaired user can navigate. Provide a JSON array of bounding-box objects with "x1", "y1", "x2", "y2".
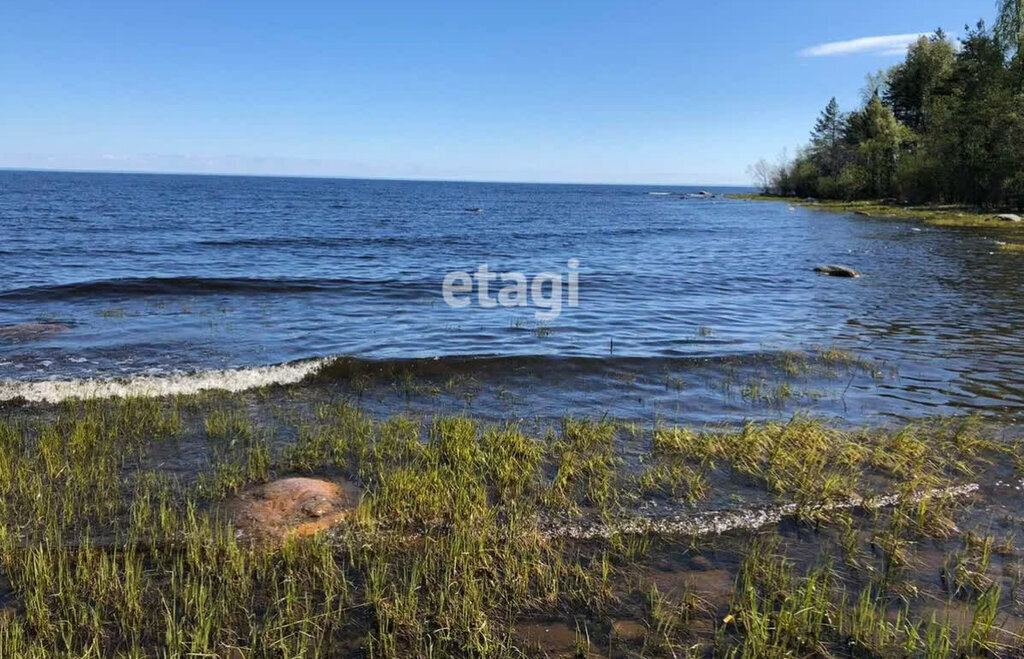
[{"x1": 0, "y1": 166, "x2": 752, "y2": 189}]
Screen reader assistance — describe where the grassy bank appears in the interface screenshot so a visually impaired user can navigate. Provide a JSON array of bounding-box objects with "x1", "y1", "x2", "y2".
[
  {"x1": 0, "y1": 392, "x2": 1021, "y2": 656},
  {"x1": 728, "y1": 194, "x2": 1024, "y2": 232}
]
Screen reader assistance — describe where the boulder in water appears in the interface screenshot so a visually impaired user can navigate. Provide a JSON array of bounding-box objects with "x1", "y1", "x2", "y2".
[
  {"x1": 228, "y1": 477, "x2": 359, "y2": 541},
  {"x1": 996, "y1": 213, "x2": 1022, "y2": 222},
  {"x1": 814, "y1": 265, "x2": 860, "y2": 278}
]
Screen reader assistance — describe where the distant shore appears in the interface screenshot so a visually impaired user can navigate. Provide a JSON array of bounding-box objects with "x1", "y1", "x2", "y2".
[{"x1": 728, "y1": 194, "x2": 1024, "y2": 233}]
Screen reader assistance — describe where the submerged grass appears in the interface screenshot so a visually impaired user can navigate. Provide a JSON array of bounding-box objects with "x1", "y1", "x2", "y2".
[
  {"x1": 729, "y1": 194, "x2": 1024, "y2": 232},
  {"x1": 0, "y1": 395, "x2": 1019, "y2": 656}
]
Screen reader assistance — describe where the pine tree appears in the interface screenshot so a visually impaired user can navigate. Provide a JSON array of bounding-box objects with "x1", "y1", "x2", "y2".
[{"x1": 810, "y1": 98, "x2": 847, "y2": 178}]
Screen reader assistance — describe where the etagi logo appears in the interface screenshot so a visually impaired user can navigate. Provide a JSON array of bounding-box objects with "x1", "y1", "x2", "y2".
[{"x1": 442, "y1": 259, "x2": 579, "y2": 321}]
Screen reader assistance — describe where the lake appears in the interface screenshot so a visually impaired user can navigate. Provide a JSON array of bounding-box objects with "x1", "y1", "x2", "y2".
[{"x1": 1, "y1": 170, "x2": 1022, "y2": 424}]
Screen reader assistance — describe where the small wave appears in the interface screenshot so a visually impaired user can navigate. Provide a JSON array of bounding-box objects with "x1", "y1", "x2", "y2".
[
  {"x1": 196, "y1": 235, "x2": 482, "y2": 250},
  {"x1": 197, "y1": 237, "x2": 351, "y2": 248},
  {"x1": 0, "y1": 276, "x2": 436, "y2": 301},
  {"x1": 0, "y1": 358, "x2": 332, "y2": 404},
  {"x1": 0, "y1": 349, "x2": 878, "y2": 405}
]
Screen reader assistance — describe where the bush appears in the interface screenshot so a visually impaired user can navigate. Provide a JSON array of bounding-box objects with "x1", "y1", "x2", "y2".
[{"x1": 1003, "y1": 171, "x2": 1024, "y2": 211}]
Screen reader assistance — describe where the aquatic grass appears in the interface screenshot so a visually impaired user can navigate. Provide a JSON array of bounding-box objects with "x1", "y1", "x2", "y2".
[
  {"x1": 0, "y1": 396, "x2": 1017, "y2": 655},
  {"x1": 635, "y1": 462, "x2": 709, "y2": 503},
  {"x1": 730, "y1": 195, "x2": 1024, "y2": 232},
  {"x1": 545, "y1": 417, "x2": 621, "y2": 513},
  {"x1": 717, "y1": 537, "x2": 835, "y2": 657}
]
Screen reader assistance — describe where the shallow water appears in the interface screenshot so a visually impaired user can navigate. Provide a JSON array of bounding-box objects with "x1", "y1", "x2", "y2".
[{"x1": 1, "y1": 170, "x2": 1022, "y2": 422}]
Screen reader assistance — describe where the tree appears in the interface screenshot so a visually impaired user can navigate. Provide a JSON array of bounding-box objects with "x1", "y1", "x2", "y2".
[
  {"x1": 746, "y1": 159, "x2": 776, "y2": 194},
  {"x1": 933, "y1": 20, "x2": 1021, "y2": 205},
  {"x1": 995, "y1": 0, "x2": 1024, "y2": 54},
  {"x1": 884, "y1": 32, "x2": 955, "y2": 131},
  {"x1": 809, "y1": 97, "x2": 848, "y2": 178},
  {"x1": 860, "y1": 70, "x2": 892, "y2": 105},
  {"x1": 749, "y1": 9, "x2": 1024, "y2": 208},
  {"x1": 857, "y1": 94, "x2": 907, "y2": 198},
  {"x1": 787, "y1": 153, "x2": 821, "y2": 198}
]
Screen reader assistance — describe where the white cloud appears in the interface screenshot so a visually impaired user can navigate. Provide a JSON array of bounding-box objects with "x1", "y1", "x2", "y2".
[{"x1": 799, "y1": 33, "x2": 927, "y2": 57}]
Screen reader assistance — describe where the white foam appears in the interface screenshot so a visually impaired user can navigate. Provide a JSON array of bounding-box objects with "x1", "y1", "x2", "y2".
[
  {"x1": 0, "y1": 358, "x2": 332, "y2": 404},
  {"x1": 546, "y1": 483, "x2": 980, "y2": 540}
]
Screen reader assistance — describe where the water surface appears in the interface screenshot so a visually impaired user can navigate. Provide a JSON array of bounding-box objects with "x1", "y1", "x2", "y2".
[{"x1": 1, "y1": 171, "x2": 1022, "y2": 422}]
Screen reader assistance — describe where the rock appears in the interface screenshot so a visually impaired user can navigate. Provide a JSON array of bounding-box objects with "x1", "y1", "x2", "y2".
[
  {"x1": 0, "y1": 323, "x2": 69, "y2": 341},
  {"x1": 688, "y1": 555, "x2": 715, "y2": 571},
  {"x1": 611, "y1": 620, "x2": 646, "y2": 641},
  {"x1": 996, "y1": 214, "x2": 1022, "y2": 222},
  {"x1": 854, "y1": 211, "x2": 871, "y2": 216},
  {"x1": 814, "y1": 265, "x2": 860, "y2": 278},
  {"x1": 228, "y1": 477, "x2": 359, "y2": 541}
]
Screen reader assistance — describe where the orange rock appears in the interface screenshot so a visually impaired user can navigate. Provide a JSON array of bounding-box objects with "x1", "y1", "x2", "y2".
[{"x1": 228, "y1": 477, "x2": 358, "y2": 541}]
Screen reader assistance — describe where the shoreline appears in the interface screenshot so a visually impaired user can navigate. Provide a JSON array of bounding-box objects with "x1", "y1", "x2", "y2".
[{"x1": 728, "y1": 194, "x2": 1024, "y2": 232}]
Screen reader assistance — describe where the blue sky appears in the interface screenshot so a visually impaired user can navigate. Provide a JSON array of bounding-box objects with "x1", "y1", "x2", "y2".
[{"x1": 0, "y1": 0, "x2": 998, "y2": 185}]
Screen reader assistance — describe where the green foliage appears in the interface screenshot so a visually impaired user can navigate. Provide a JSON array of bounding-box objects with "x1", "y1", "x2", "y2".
[
  {"x1": 858, "y1": 95, "x2": 909, "y2": 198},
  {"x1": 809, "y1": 97, "x2": 848, "y2": 178},
  {"x1": 995, "y1": 0, "x2": 1024, "y2": 55},
  {"x1": 754, "y1": 17, "x2": 1024, "y2": 210},
  {"x1": 0, "y1": 395, "x2": 1014, "y2": 655},
  {"x1": 885, "y1": 32, "x2": 955, "y2": 131}
]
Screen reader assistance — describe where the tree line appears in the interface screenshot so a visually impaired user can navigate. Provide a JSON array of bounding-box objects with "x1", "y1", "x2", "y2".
[{"x1": 749, "y1": 2, "x2": 1024, "y2": 210}]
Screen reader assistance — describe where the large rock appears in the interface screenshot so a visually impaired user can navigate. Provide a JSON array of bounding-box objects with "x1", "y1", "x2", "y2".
[
  {"x1": 228, "y1": 477, "x2": 359, "y2": 541},
  {"x1": 814, "y1": 265, "x2": 860, "y2": 278},
  {"x1": 996, "y1": 214, "x2": 1022, "y2": 222}
]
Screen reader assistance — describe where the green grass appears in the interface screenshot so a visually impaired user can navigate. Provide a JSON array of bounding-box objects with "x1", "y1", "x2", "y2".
[
  {"x1": 0, "y1": 396, "x2": 1018, "y2": 656},
  {"x1": 729, "y1": 194, "x2": 1024, "y2": 232}
]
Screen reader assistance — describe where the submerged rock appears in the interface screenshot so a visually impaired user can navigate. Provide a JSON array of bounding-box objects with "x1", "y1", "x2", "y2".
[
  {"x1": 814, "y1": 265, "x2": 860, "y2": 278},
  {"x1": 0, "y1": 323, "x2": 69, "y2": 341},
  {"x1": 688, "y1": 555, "x2": 715, "y2": 571},
  {"x1": 228, "y1": 477, "x2": 359, "y2": 541},
  {"x1": 996, "y1": 213, "x2": 1022, "y2": 222},
  {"x1": 611, "y1": 620, "x2": 646, "y2": 641}
]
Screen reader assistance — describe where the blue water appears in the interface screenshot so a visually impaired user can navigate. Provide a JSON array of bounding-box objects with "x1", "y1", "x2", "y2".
[{"x1": 1, "y1": 170, "x2": 1022, "y2": 421}]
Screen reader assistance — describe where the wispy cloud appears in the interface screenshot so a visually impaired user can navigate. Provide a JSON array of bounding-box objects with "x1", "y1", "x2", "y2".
[{"x1": 799, "y1": 33, "x2": 927, "y2": 57}]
